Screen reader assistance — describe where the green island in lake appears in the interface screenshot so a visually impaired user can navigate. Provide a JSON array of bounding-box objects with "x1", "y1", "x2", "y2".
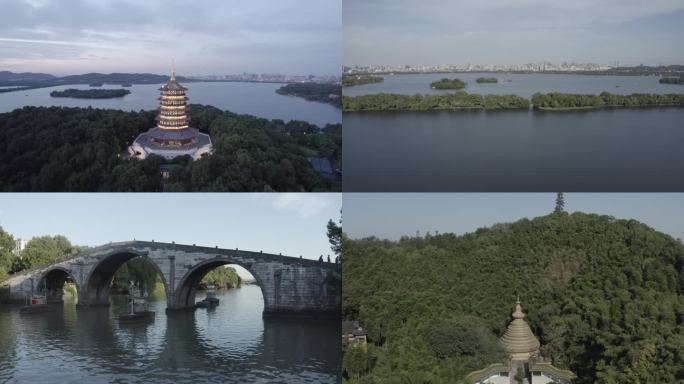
[
  {"x1": 342, "y1": 74, "x2": 384, "y2": 87},
  {"x1": 275, "y1": 82, "x2": 341, "y2": 108},
  {"x1": 531, "y1": 92, "x2": 684, "y2": 110},
  {"x1": 343, "y1": 91, "x2": 684, "y2": 112},
  {"x1": 660, "y1": 77, "x2": 684, "y2": 85},
  {"x1": 342, "y1": 92, "x2": 529, "y2": 111},
  {"x1": 50, "y1": 88, "x2": 131, "y2": 99},
  {"x1": 430, "y1": 78, "x2": 467, "y2": 89},
  {"x1": 476, "y1": 77, "x2": 498, "y2": 83}
]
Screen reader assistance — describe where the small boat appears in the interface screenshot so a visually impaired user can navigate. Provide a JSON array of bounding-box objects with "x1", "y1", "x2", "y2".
[
  {"x1": 20, "y1": 294, "x2": 51, "y2": 314},
  {"x1": 196, "y1": 284, "x2": 219, "y2": 308},
  {"x1": 118, "y1": 281, "x2": 155, "y2": 323}
]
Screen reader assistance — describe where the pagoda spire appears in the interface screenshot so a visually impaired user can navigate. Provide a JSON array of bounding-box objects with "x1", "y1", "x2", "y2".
[
  {"x1": 171, "y1": 59, "x2": 176, "y2": 81},
  {"x1": 500, "y1": 298, "x2": 540, "y2": 360}
]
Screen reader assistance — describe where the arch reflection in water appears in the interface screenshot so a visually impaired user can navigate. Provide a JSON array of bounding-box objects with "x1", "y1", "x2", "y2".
[{"x1": 0, "y1": 285, "x2": 339, "y2": 384}]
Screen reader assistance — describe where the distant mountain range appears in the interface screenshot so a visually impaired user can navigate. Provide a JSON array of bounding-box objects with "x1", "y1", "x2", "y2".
[
  {"x1": 0, "y1": 71, "x2": 195, "y2": 90},
  {"x1": 0, "y1": 71, "x2": 56, "y2": 83}
]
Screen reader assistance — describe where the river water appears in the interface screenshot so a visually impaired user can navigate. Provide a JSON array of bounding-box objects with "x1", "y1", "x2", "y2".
[
  {"x1": 0, "y1": 82, "x2": 341, "y2": 127},
  {"x1": 0, "y1": 285, "x2": 340, "y2": 384},
  {"x1": 343, "y1": 108, "x2": 684, "y2": 191},
  {"x1": 342, "y1": 73, "x2": 682, "y2": 98}
]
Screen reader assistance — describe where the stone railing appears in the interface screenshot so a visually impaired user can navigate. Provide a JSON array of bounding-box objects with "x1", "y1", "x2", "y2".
[{"x1": 463, "y1": 362, "x2": 509, "y2": 383}]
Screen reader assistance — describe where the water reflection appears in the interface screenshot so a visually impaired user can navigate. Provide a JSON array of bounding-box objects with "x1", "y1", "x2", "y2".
[{"x1": 0, "y1": 285, "x2": 339, "y2": 383}]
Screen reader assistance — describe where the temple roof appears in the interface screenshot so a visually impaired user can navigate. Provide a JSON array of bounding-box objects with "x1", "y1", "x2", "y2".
[
  {"x1": 161, "y1": 63, "x2": 187, "y2": 91},
  {"x1": 500, "y1": 298, "x2": 540, "y2": 357},
  {"x1": 147, "y1": 127, "x2": 199, "y2": 141}
]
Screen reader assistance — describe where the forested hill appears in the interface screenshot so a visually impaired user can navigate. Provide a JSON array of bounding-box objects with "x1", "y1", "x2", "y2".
[
  {"x1": 0, "y1": 105, "x2": 340, "y2": 191},
  {"x1": 342, "y1": 212, "x2": 684, "y2": 383}
]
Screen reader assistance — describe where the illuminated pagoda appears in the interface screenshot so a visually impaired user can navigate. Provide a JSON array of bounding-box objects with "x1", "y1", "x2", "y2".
[
  {"x1": 465, "y1": 298, "x2": 575, "y2": 384},
  {"x1": 128, "y1": 64, "x2": 212, "y2": 160}
]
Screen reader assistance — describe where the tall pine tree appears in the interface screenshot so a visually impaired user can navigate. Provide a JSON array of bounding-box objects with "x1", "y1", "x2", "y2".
[{"x1": 554, "y1": 192, "x2": 565, "y2": 214}]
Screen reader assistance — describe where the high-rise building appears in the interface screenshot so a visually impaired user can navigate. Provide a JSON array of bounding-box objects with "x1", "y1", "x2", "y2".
[
  {"x1": 128, "y1": 65, "x2": 212, "y2": 160},
  {"x1": 14, "y1": 238, "x2": 28, "y2": 257}
]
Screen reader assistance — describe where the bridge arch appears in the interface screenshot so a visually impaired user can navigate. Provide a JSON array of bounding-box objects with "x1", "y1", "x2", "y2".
[
  {"x1": 172, "y1": 257, "x2": 266, "y2": 309},
  {"x1": 37, "y1": 266, "x2": 80, "y2": 304},
  {"x1": 80, "y1": 249, "x2": 170, "y2": 306}
]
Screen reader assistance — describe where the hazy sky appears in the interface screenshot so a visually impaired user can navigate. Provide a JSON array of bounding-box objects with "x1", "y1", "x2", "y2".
[
  {"x1": 344, "y1": 0, "x2": 684, "y2": 66},
  {"x1": 344, "y1": 193, "x2": 684, "y2": 241},
  {"x1": 0, "y1": 193, "x2": 341, "y2": 260},
  {"x1": 0, "y1": 0, "x2": 341, "y2": 76}
]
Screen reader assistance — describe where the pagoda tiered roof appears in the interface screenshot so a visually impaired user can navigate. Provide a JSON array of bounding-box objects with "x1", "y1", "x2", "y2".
[{"x1": 500, "y1": 298, "x2": 541, "y2": 360}]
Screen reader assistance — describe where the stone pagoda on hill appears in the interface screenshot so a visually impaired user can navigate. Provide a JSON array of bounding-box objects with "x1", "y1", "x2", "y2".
[
  {"x1": 465, "y1": 299, "x2": 575, "y2": 384},
  {"x1": 500, "y1": 298, "x2": 541, "y2": 361},
  {"x1": 128, "y1": 64, "x2": 212, "y2": 160}
]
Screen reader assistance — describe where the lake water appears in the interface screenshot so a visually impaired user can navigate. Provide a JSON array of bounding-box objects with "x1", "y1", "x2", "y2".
[
  {"x1": 0, "y1": 285, "x2": 340, "y2": 384},
  {"x1": 0, "y1": 82, "x2": 341, "y2": 127},
  {"x1": 343, "y1": 73, "x2": 682, "y2": 98},
  {"x1": 343, "y1": 108, "x2": 684, "y2": 191}
]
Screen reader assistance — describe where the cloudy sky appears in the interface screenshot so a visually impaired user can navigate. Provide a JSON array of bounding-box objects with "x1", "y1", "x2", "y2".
[
  {"x1": 344, "y1": 0, "x2": 684, "y2": 66},
  {"x1": 0, "y1": 193, "x2": 341, "y2": 261},
  {"x1": 0, "y1": 0, "x2": 341, "y2": 76},
  {"x1": 345, "y1": 193, "x2": 684, "y2": 241}
]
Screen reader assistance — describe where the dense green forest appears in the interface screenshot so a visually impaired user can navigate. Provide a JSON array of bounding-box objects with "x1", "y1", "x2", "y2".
[
  {"x1": 659, "y1": 77, "x2": 684, "y2": 85},
  {"x1": 0, "y1": 105, "x2": 340, "y2": 191},
  {"x1": 275, "y1": 82, "x2": 342, "y2": 107},
  {"x1": 342, "y1": 75, "x2": 384, "y2": 87},
  {"x1": 531, "y1": 92, "x2": 684, "y2": 110},
  {"x1": 343, "y1": 213, "x2": 684, "y2": 383},
  {"x1": 0, "y1": 227, "x2": 17, "y2": 280},
  {"x1": 476, "y1": 77, "x2": 498, "y2": 83},
  {"x1": 342, "y1": 92, "x2": 529, "y2": 112},
  {"x1": 200, "y1": 266, "x2": 241, "y2": 288},
  {"x1": 430, "y1": 78, "x2": 467, "y2": 90},
  {"x1": 50, "y1": 88, "x2": 131, "y2": 99}
]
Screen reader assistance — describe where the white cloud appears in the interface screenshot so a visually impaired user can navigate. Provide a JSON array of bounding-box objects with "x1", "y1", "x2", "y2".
[{"x1": 271, "y1": 194, "x2": 332, "y2": 219}]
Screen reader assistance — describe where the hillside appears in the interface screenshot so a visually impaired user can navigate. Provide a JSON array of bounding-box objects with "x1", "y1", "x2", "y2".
[
  {"x1": 342, "y1": 212, "x2": 684, "y2": 383},
  {"x1": 0, "y1": 105, "x2": 340, "y2": 192}
]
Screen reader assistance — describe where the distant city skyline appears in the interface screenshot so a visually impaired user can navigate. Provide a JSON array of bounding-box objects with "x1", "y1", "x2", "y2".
[
  {"x1": 0, "y1": 0, "x2": 341, "y2": 76},
  {"x1": 344, "y1": 193, "x2": 684, "y2": 241},
  {"x1": 344, "y1": 0, "x2": 684, "y2": 67},
  {"x1": 0, "y1": 193, "x2": 341, "y2": 260}
]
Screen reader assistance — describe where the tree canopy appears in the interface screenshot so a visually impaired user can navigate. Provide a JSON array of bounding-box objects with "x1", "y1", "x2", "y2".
[
  {"x1": 0, "y1": 105, "x2": 340, "y2": 191},
  {"x1": 343, "y1": 212, "x2": 684, "y2": 383},
  {"x1": 531, "y1": 92, "x2": 684, "y2": 110},
  {"x1": 342, "y1": 92, "x2": 529, "y2": 112},
  {"x1": 50, "y1": 88, "x2": 130, "y2": 99},
  {"x1": 18, "y1": 235, "x2": 73, "y2": 270},
  {"x1": 276, "y1": 83, "x2": 341, "y2": 108},
  {"x1": 200, "y1": 266, "x2": 241, "y2": 288},
  {"x1": 0, "y1": 227, "x2": 14, "y2": 280},
  {"x1": 430, "y1": 78, "x2": 467, "y2": 90},
  {"x1": 342, "y1": 75, "x2": 384, "y2": 87}
]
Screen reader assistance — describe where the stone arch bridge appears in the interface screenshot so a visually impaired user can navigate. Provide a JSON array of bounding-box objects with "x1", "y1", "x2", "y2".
[{"x1": 3, "y1": 241, "x2": 340, "y2": 316}]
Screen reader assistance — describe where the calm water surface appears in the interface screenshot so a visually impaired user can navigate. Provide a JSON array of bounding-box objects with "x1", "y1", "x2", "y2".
[
  {"x1": 343, "y1": 73, "x2": 682, "y2": 97},
  {"x1": 0, "y1": 82, "x2": 341, "y2": 127},
  {"x1": 0, "y1": 285, "x2": 340, "y2": 384},
  {"x1": 344, "y1": 108, "x2": 684, "y2": 191}
]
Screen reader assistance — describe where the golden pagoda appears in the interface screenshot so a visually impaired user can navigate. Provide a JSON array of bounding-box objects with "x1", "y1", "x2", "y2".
[
  {"x1": 128, "y1": 62, "x2": 212, "y2": 160},
  {"x1": 500, "y1": 297, "x2": 540, "y2": 360},
  {"x1": 464, "y1": 298, "x2": 575, "y2": 384}
]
